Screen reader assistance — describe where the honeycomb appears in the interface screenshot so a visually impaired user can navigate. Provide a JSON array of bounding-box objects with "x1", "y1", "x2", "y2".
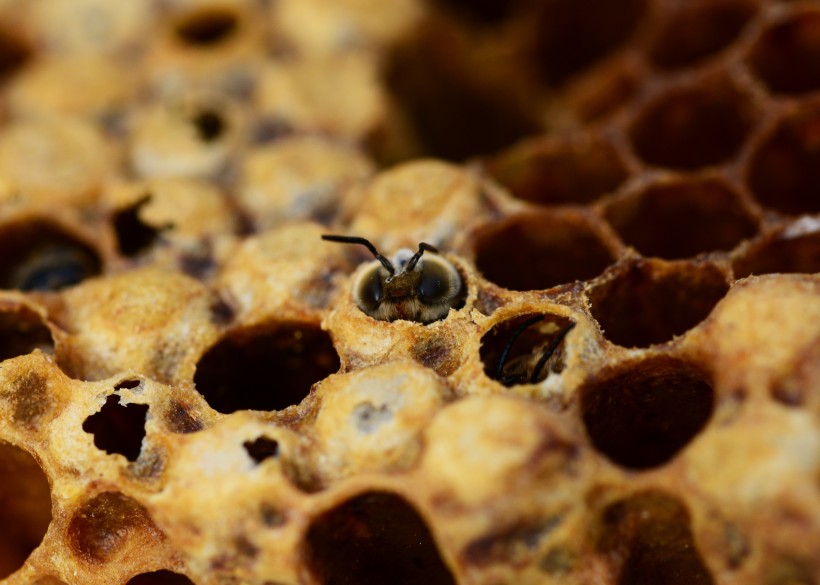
[{"x1": 0, "y1": 0, "x2": 818, "y2": 584}]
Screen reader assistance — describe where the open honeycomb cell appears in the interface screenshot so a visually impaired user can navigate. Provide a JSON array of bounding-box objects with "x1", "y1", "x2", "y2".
[{"x1": 0, "y1": 1, "x2": 818, "y2": 584}]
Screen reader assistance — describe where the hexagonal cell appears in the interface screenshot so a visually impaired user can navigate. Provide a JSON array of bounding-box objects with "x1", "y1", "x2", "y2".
[
  {"x1": 581, "y1": 357, "x2": 714, "y2": 469},
  {"x1": 648, "y1": 0, "x2": 758, "y2": 70},
  {"x1": 126, "y1": 570, "x2": 195, "y2": 585},
  {"x1": 0, "y1": 219, "x2": 102, "y2": 292},
  {"x1": 603, "y1": 177, "x2": 759, "y2": 259},
  {"x1": 0, "y1": 441, "x2": 52, "y2": 580},
  {"x1": 588, "y1": 259, "x2": 729, "y2": 348},
  {"x1": 487, "y1": 135, "x2": 630, "y2": 206},
  {"x1": 733, "y1": 226, "x2": 820, "y2": 278},
  {"x1": 0, "y1": 305, "x2": 54, "y2": 362},
  {"x1": 597, "y1": 491, "x2": 714, "y2": 584},
  {"x1": 473, "y1": 210, "x2": 618, "y2": 291},
  {"x1": 534, "y1": 0, "x2": 648, "y2": 85},
  {"x1": 429, "y1": 0, "x2": 517, "y2": 25},
  {"x1": 83, "y1": 395, "x2": 148, "y2": 462},
  {"x1": 0, "y1": 25, "x2": 33, "y2": 82},
  {"x1": 303, "y1": 491, "x2": 456, "y2": 585},
  {"x1": 629, "y1": 77, "x2": 757, "y2": 170},
  {"x1": 172, "y1": 7, "x2": 241, "y2": 48},
  {"x1": 480, "y1": 313, "x2": 575, "y2": 386},
  {"x1": 562, "y1": 57, "x2": 643, "y2": 123},
  {"x1": 747, "y1": 10, "x2": 820, "y2": 95},
  {"x1": 746, "y1": 105, "x2": 820, "y2": 216},
  {"x1": 67, "y1": 491, "x2": 162, "y2": 565},
  {"x1": 382, "y1": 26, "x2": 541, "y2": 162},
  {"x1": 194, "y1": 322, "x2": 340, "y2": 413}
]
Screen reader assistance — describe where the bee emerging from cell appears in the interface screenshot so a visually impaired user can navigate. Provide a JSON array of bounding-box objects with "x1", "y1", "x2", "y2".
[
  {"x1": 322, "y1": 234, "x2": 466, "y2": 324},
  {"x1": 481, "y1": 314, "x2": 576, "y2": 386}
]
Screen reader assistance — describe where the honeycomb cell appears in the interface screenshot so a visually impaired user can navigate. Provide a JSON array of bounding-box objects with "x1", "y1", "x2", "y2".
[
  {"x1": 0, "y1": 305, "x2": 54, "y2": 362},
  {"x1": 429, "y1": 0, "x2": 515, "y2": 25},
  {"x1": 747, "y1": 10, "x2": 820, "y2": 95},
  {"x1": 733, "y1": 226, "x2": 820, "y2": 278},
  {"x1": 114, "y1": 195, "x2": 166, "y2": 258},
  {"x1": 480, "y1": 313, "x2": 575, "y2": 386},
  {"x1": 82, "y1": 395, "x2": 148, "y2": 462},
  {"x1": 126, "y1": 570, "x2": 195, "y2": 585},
  {"x1": 303, "y1": 491, "x2": 456, "y2": 585},
  {"x1": 173, "y1": 8, "x2": 240, "y2": 48},
  {"x1": 589, "y1": 259, "x2": 729, "y2": 347},
  {"x1": 629, "y1": 78, "x2": 757, "y2": 170},
  {"x1": 0, "y1": 220, "x2": 102, "y2": 292},
  {"x1": 0, "y1": 441, "x2": 52, "y2": 580},
  {"x1": 383, "y1": 27, "x2": 541, "y2": 161},
  {"x1": 648, "y1": 0, "x2": 758, "y2": 70},
  {"x1": 243, "y1": 436, "x2": 279, "y2": 464},
  {"x1": 534, "y1": 0, "x2": 647, "y2": 86},
  {"x1": 487, "y1": 135, "x2": 630, "y2": 206},
  {"x1": 581, "y1": 357, "x2": 714, "y2": 469},
  {"x1": 746, "y1": 106, "x2": 820, "y2": 216},
  {"x1": 597, "y1": 491, "x2": 714, "y2": 584},
  {"x1": 473, "y1": 210, "x2": 618, "y2": 291},
  {"x1": 67, "y1": 492, "x2": 162, "y2": 564},
  {"x1": 603, "y1": 177, "x2": 759, "y2": 259},
  {"x1": 0, "y1": 25, "x2": 32, "y2": 82},
  {"x1": 194, "y1": 322, "x2": 340, "y2": 413},
  {"x1": 32, "y1": 578, "x2": 69, "y2": 585}
]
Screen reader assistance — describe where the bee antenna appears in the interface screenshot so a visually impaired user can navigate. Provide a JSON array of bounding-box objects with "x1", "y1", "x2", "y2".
[
  {"x1": 495, "y1": 315, "x2": 544, "y2": 381},
  {"x1": 322, "y1": 234, "x2": 395, "y2": 275},
  {"x1": 406, "y1": 242, "x2": 438, "y2": 271},
  {"x1": 529, "y1": 321, "x2": 576, "y2": 383}
]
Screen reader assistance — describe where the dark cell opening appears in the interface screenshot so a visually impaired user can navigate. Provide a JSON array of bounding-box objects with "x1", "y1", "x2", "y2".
[
  {"x1": 733, "y1": 230, "x2": 820, "y2": 278},
  {"x1": 487, "y1": 136, "x2": 629, "y2": 206},
  {"x1": 746, "y1": 106, "x2": 820, "y2": 216},
  {"x1": 534, "y1": 0, "x2": 647, "y2": 86},
  {"x1": 598, "y1": 492, "x2": 714, "y2": 584},
  {"x1": 126, "y1": 570, "x2": 195, "y2": 585},
  {"x1": 480, "y1": 313, "x2": 575, "y2": 386},
  {"x1": 748, "y1": 11, "x2": 820, "y2": 95},
  {"x1": 603, "y1": 178, "x2": 759, "y2": 259},
  {"x1": 382, "y1": 28, "x2": 542, "y2": 162},
  {"x1": 565, "y1": 60, "x2": 641, "y2": 123},
  {"x1": 304, "y1": 491, "x2": 456, "y2": 585},
  {"x1": 0, "y1": 306, "x2": 54, "y2": 362},
  {"x1": 0, "y1": 220, "x2": 101, "y2": 292},
  {"x1": 588, "y1": 259, "x2": 729, "y2": 348},
  {"x1": 0, "y1": 442, "x2": 52, "y2": 580},
  {"x1": 581, "y1": 358, "x2": 714, "y2": 469},
  {"x1": 193, "y1": 322, "x2": 340, "y2": 413},
  {"x1": 174, "y1": 9, "x2": 239, "y2": 46},
  {"x1": 473, "y1": 211, "x2": 617, "y2": 291},
  {"x1": 115, "y1": 379, "x2": 142, "y2": 390},
  {"x1": 114, "y1": 196, "x2": 167, "y2": 258},
  {"x1": 629, "y1": 79, "x2": 756, "y2": 170},
  {"x1": 649, "y1": 0, "x2": 757, "y2": 70},
  {"x1": 67, "y1": 492, "x2": 160, "y2": 564},
  {"x1": 82, "y1": 395, "x2": 148, "y2": 462},
  {"x1": 0, "y1": 27, "x2": 32, "y2": 82},
  {"x1": 243, "y1": 436, "x2": 279, "y2": 464},
  {"x1": 428, "y1": 0, "x2": 516, "y2": 25},
  {"x1": 191, "y1": 109, "x2": 226, "y2": 142}
]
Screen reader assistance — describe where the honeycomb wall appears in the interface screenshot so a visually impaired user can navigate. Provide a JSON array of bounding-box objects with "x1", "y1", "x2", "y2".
[{"x1": 0, "y1": 1, "x2": 818, "y2": 584}]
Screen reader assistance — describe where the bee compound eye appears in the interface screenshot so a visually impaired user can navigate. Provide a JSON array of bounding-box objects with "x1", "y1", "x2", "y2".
[
  {"x1": 417, "y1": 259, "x2": 458, "y2": 304},
  {"x1": 354, "y1": 267, "x2": 384, "y2": 312}
]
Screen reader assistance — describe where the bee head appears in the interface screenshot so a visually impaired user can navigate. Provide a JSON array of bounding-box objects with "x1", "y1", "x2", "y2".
[{"x1": 322, "y1": 234, "x2": 465, "y2": 324}]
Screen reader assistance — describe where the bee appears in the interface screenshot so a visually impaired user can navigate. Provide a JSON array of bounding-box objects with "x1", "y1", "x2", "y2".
[
  {"x1": 322, "y1": 234, "x2": 465, "y2": 324},
  {"x1": 492, "y1": 315, "x2": 575, "y2": 386}
]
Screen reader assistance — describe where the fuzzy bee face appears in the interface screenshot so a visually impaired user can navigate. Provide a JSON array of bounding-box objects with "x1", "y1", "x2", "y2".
[{"x1": 322, "y1": 235, "x2": 465, "y2": 324}]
